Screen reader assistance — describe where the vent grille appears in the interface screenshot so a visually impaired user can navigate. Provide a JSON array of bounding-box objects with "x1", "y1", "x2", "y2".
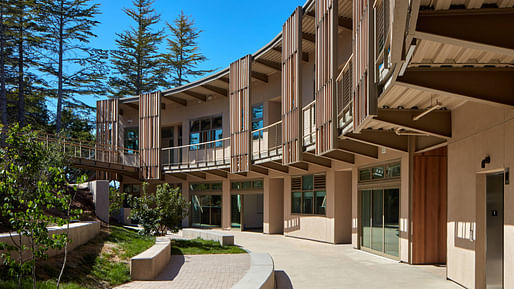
[
  {"x1": 291, "y1": 177, "x2": 302, "y2": 190},
  {"x1": 313, "y1": 175, "x2": 326, "y2": 190}
]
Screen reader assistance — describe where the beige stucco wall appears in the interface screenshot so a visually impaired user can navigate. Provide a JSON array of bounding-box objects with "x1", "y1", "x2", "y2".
[
  {"x1": 446, "y1": 102, "x2": 514, "y2": 289},
  {"x1": 264, "y1": 178, "x2": 284, "y2": 234}
]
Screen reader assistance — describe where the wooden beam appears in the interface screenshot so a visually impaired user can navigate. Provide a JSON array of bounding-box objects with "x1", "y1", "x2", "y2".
[
  {"x1": 283, "y1": 161, "x2": 308, "y2": 171},
  {"x1": 201, "y1": 84, "x2": 228, "y2": 97},
  {"x1": 163, "y1": 95, "x2": 187, "y2": 106},
  {"x1": 219, "y1": 77, "x2": 230, "y2": 84},
  {"x1": 397, "y1": 68, "x2": 514, "y2": 108},
  {"x1": 255, "y1": 59, "x2": 281, "y2": 72},
  {"x1": 303, "y1": 153, "x2": 331, "y2": 168},
  {"x1": 205, "y1": 169, "x2": 228, "y2": 178},
  {"x1": 257, "y1": 162, "x2": 288, "y2": 173},
  {"x1": 251, "y1": 71, "x2": 268, "y2": 83},
  {"x1": 374, "y1": 108, "x2": 452, "y2": 139},
  {"x1": 171, "y1": 173, "x2": 187, "y2": 181},
  {"x1": 345, "y1": 130, "x2": 409, "y2": 152},
  {"x1": 416, "y1": 8, "x2": 514, "y2": 57},
  {"x1": 302, "y1": 32, "x2": 315, "y2": 43},
  {"x1": 187, "y1": 171, "x2": 206, "y2": 179},
  {"x1": 336, "y1": 139, "x2": 379, "y2": 159},
  {"x1": 415, "y1": 135, "x2": 447, "y2": 153},
  {"x1": 322, "y1": 150, "x2": 355, "y2": 164},
  {"x1": 305, "y1": 11, "x2": 352, "y2": 30},
  {"x1": 182, "y1": 90, "x2": 207, "y2": 102},
  {"x1": 250, "y1": 165, "x2": 268, "y2": 176},
  {"x1": 273, "y1": 47, "x2": 309, "y2": 62}
]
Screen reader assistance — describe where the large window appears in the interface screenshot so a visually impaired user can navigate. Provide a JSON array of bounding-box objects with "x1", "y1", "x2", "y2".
[
  {"x1": 124, "y1": 128, "x2": 138, "y2": 153},
  {"x1": 291, "y1": 175, "x2": 326, "y2": 215},
  {"x1": 252, "y1": 104, "x2": 263, "y2": 139},
  {"x1": 189, "y1": 115, "x2": 223, "y2": 150},
  {"x1": 359, "y1": 162, "x2": 400, "y2": 182},
  {"x1": 231, "y1": 180, "x2": 264, "y2": 190}
]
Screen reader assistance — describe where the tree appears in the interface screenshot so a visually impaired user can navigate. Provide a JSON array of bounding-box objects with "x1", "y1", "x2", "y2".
[
  {"x1": 0, "y1": 124, "x2": 80, "y2": 289},
  {"x1": 129, "y1": 183, "x2": 190, "y2": 235},
  {"x1": 164, "y1": 11, "x2": 212, "y2": 87},
  {"x1": 39, "y1": 0, "x2": 107, "y2": 133},
  {"x1": 109, "y1": 0, "x2": 167, "y2": 98}
]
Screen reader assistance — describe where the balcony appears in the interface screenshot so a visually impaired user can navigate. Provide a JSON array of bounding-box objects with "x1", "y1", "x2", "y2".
[
  {"x1": 337, "y1": 57, "x2": 353, "y2": 135},
  {"x1": 252, "y1": 120, "x2": 282, "y2": 164},
  {"x1": 302, "y1": 100, "x2": 316, "y2": 151},
  {"x1": 161, "y1": 138, "x2": 230, "y2": 172}
]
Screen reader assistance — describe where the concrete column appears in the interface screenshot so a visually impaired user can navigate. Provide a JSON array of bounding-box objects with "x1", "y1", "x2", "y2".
[
  {"x1": 181, "y1": 181, "x2": 190, "y2": 227},
  {"x1": 334, "y1": 171, "x2": 352, "y2": 244},
  {"x1": 351, "y1": 166, "x2": 359, "y2": 248},
  {"x1": 222, "y1": 179, "x2": 231, "y2": 230},
  {"x1": 263, "y1": 177, "x2": 284, "y2": 234}
]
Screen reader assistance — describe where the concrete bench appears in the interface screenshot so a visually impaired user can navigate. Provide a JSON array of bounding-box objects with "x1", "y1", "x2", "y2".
[
  {"x1": 181, "y1": 228, "x2": 234, "y2": 246},
  {"x1": 232, "y1": 252, "x2": 275, "y2": 289},
  {"x1": 130, "y1": 237, "x2": 170, "y2": 281}
]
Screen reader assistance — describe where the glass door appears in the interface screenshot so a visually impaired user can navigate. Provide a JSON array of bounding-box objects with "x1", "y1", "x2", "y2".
[
  {"x1": 191, "y1": 195, "x2": 222, "y2": 228},
  {"x1": 231, "y1": 194, "x2": 242, "y2": 228}
]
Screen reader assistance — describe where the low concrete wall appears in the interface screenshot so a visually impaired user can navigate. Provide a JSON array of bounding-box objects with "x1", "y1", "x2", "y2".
[
  {"x1": 0, "y1": 221, "x2": 100, "y2": 260},
  {"x1": 130, "y1": 237, "x2": 170, "y2": 281},
  {"x1": 87, "y1": 180, "x2": 109, "y2": 223},
  {"x1": 182, "y1": 228, "x2": 234, "y2": 246},
  {"x1": 232, "y1": 252, "x2": 275, "y2": 289}
]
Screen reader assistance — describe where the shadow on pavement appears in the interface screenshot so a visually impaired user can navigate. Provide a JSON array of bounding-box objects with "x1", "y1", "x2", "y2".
[
  {"x1": 275, "y1": 270, "x2": 293, "y2": 289},
  {"x1": 155, "y1": 255, "x2": 186, "y2": 281}
]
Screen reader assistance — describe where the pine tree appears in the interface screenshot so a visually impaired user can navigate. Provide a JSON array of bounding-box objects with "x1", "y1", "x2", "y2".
[
  {"x1": 0, "y1": 0, "x2": 8, "y2": 129},
  {"x1": 109, "y1": 0, "x2": 167, "y2": 98},
  {"x1": 164, "y1": 11, "x2": 212, "y2": 87},
  {"x1": 39, "y1": 0, "x2": 107, "y2": 133}
]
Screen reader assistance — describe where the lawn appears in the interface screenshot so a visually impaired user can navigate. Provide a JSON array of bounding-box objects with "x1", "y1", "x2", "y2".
[
  {"x1": 171, "y1": 238, "x2": 247, "y2": 255},
  {"x1": 0, "y1": 225, "x2": 155, "y2": 289}
]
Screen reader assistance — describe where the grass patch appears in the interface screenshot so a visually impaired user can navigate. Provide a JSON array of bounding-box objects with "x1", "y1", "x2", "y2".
[
  {"x1": 0, "y1": 279, "x2": 87, "y2": 289},
  {"x1": 171, "y1": 238, "x2": 246, "y2": 255}
]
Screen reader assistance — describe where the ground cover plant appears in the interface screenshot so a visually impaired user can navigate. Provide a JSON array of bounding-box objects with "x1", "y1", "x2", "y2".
[{"x1": 171, "y1": 238, "x2": 246, "y2": 255}]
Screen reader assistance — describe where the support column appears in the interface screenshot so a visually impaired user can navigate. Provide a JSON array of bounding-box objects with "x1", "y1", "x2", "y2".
[
  {"x1": 351, "y1": 166, "x2": 359, "y2": 248},
  {"x1": 222, "y1": 179, "x2": 231, "y2": 230},
  {"x1": 264, "y1": 177, "x2": 284, "y2": 234},
  {"x1": 181, "y1": 181, "x2": 190, "y2": 227},
  {"x1": 334, "y1": 171, "x2": 352, "y2": 244}
]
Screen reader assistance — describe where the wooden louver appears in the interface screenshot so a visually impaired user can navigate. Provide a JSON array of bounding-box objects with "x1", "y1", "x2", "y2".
[
  {"x1": 282, "y1": 6, "x2": 303, "y2": 165},
  {"x1": 229, "y1": 55, "x2": 252, "y2": 173},
  {"x1": 96, "y1": 99, "x2": 119, "y2": 180},
  {"x1": 315, "y1": 0, "x2": 338, "y2": 155},
  {"x1": 139, "y1": 91, "x2": 161, "y2": 180},
  {"x1": 352, "y1": 0, "x2": 377, "y2": 132}
]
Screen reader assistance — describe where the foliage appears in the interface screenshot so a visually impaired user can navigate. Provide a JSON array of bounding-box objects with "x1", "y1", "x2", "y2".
[
  {"x1": 171, "y1": 238, "x2": 247, "y2": 255},
  {"x1": 108, "y1": 186, "x2": 126, "y2": 218},
  {"x1": 129, "y1": 183, "x2": 190, "y2": 235},
  {"x1": 0, "y1": 279, "x2": 87, "y2": 289},
  {"x1": 109, "y1": 0, "x2": 167, "y2": 97},
  {"x1": 0, "y1": 124, "x2": 81, "y2": 289},
  {"x1": 164, "y1": 11, "x2": 213, "y2": 87}
]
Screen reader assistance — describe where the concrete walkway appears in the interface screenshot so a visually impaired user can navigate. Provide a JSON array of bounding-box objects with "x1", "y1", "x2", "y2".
[
  {"x1": 219, "y1": 230, "x2": 463, "y2": 289},
  {"x1": 116, "y1": 253, "x2": 250, "y2": 289}
]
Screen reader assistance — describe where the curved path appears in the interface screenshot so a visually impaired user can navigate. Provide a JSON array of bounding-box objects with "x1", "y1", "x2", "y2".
[{"x1": 221, "y1": 230, "x2": 462, "y2": 289}]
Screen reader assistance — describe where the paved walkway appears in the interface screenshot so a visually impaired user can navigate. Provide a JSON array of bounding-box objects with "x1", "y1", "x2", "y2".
[
  {"x1": 116, "y1": 253, "x2": 250, "y2": 289},
  {"x1": 218, "y1": 230, "x2": 463, "y2": 289}
]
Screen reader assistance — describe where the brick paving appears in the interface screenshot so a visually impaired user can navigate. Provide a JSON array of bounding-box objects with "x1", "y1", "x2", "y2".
[{"x1": 116, "y1": 253, "x2": 250, "y2": 289}]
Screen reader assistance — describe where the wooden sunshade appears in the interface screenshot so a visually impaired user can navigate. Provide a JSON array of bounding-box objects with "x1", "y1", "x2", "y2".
[
  {"x1": 315, "y1": 0, "x2": 338, "y2": 155},
  {"x1": 281, "y1": 7, "x2": 303, "y2": 165},
  {"x1": 139, "y1": 91, "x2": 161, "y2": 180},
  {"x1": 353, "y1": 0, "x2": 377, "y2": 132},
  {"x1": 229, "y1": 55, "x2": 252, "y2": 173},
  {"x1": 96, "y1": 98, "x2": 119, "y2": 179}
]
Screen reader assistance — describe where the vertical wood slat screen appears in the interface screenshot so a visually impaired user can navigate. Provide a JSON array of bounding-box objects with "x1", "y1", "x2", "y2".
[
  {"x1": 229, "y1": 55, "x2": 252, "y2": 173},
  {"x1": 96, "y1": 99, "x2": 119, "y2": 180},
  {"x1": 281, "y1": 7, "x2": 303, "y2": 165},
  {"x1": 352, "y1": 0, "x2": 377, "y2": 132},
  {"x1": 315, "y1": 0, "x2": 338, "y2": 155},
  {"x1": 139, "y1": 91, "x2": 161, "y2": 180}
]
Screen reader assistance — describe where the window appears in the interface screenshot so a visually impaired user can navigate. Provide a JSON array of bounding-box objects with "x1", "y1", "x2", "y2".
[
  {"x1": 189, "y1": 115, "x2": 223, "y2": 150},
  {"x1": 291, "y1": 174, "x2": 326, "y2": 215},
  {"x1": 124, "y1": 128, "x2": 139, "y2": 153},
  {"x1": 189, "y1": 182, "x2": 222, "y2": 193},
  {"x1": 252, "y1": 104, "x2": 263, "y2": 139},
  {"x1": 122, "y1": 184, "x2": 141, "y2": 208},
  {"x1": 231, "y1": 180, "x2": 264, "y2": 191},
  {"x1": 359, "y1": 163, "x2": 400, "y2": 182}
]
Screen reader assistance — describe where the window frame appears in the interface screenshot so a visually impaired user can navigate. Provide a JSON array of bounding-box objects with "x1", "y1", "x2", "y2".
[
  {"x1": 290, "y1": 174, "x2": 326, "y2": 216},
  {"x1": 189, "y1": 115, "x2": 223, "y2": 150}
]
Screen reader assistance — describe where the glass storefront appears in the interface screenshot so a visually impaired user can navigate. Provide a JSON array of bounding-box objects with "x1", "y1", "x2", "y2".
[
  {"x1": 191, "y1": 195, "x2": 222, "y2": 228},
  {"x1": 231, "y1": 194, "x2": 241, "y2": 228}
]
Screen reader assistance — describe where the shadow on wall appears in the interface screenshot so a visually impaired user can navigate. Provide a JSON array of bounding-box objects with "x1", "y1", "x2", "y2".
[
  {"x1": 452, "y1": 221, "x2": 475, "y2": 251},
  {"x1": 283, "y1": 216, "x2": 300, "y2": 233},
  {"x1": 275, "y1": 270, "x2": 294, "y2": 289},
  {"x1": 155, "y1": 254, "x2": 186, "y2": 281}
]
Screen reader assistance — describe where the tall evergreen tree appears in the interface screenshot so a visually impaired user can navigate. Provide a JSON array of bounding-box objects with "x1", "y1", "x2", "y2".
[
  {"x1": 164, "y1": 11, "x2": 212, "y2": 87},
  {"x1": 109, "y1": 0, "x2": 166, "y2": 97},
  {"x1": 0, "y1": 0, "x2": 8, "y2": 129},
  {"x1": 39, "y1": 0, "x2": 107, "y2": 133}
]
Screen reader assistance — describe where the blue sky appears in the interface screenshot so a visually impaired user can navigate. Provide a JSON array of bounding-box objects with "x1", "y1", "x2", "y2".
[{"x1": 53, "y1": 0, "x2": 306, "y2": 112}]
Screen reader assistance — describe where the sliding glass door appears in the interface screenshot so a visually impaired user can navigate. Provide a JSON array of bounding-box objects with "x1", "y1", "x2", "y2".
[
  {"x1": 192, "y1": 195, "x2": 222, "y2": 228},
  {"x1": 361, "y1": 188, "x2": 399, "y2": 258}
]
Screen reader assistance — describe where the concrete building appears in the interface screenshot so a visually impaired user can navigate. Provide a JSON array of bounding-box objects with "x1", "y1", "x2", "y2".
[{"x1": 93, "y1": 1, "x2": 513, "y2": 288}]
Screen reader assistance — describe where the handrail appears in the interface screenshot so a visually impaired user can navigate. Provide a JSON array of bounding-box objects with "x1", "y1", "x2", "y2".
[
  {"x1": 251, "y1": 120, "x2": 282, "y2": 134},
  {"x1": 161, "y1": 137, "x2": 230, "y2": 170},
  {"x1": 302, "y1": 100, "x2": 316, "y2": 147},
  {"x1": 161, "y1": 137, "x2": 230, "y2": 151},
  {"x1": 251, "y1": 120, "x2": 282, "y2": 161}
]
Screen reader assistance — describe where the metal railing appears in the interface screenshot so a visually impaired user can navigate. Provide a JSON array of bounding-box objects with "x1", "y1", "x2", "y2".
[
  {"x1": 374, "y1": 0, "x2": 391, "y2": 82},
  {"x1": 251, "y1": 120, "x2": 282, "y2": 162},
  {"x1": 161, "y1": 137, "x2": 230, "y2": 171},
  {"x1": 302, "y1": 100, "x2": 316, "y2": 148},
  {"x1": 38, "y1": 134, "x2": 139, "y2": 167},
  {"x1": 337, "y1": 57, "x2": 353, "y2": 134}
]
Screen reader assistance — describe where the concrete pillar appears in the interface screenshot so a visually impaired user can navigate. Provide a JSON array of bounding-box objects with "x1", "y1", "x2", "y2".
[
  {"x1": 222, "y1": 179, "x2": 231, "y2": 230},
  {"x1": 264, "y1": 177, "x2": 284, "y2": 234},
  {"x1": 89, "y1": 180, "x2": 110, "y2": 224},
  {"x1": 181, "y1": 181, "x2": 190, "y2": 227},
  {"x1": 351, "y1": 166, "x2": 359, "y2": 248},
  {"x1": 334, "y1": 171, "x2": 352, "y2": 244}
]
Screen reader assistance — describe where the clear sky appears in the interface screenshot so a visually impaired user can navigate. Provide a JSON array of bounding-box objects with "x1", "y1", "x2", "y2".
[{"x1": 55, "y1": 0, "x2": 306, "y2": 112}]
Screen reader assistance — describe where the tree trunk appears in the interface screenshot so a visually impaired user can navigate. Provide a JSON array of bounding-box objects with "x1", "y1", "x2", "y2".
[
  {"x1": 0, "y1": 3, "x2": 7, "y2": 131},
  {"x1": 17, "y1": 3, "x2": 25, "y2": 127},
  {"x1": 55, "y1": 0, "x2": 64, "y2": 133}
]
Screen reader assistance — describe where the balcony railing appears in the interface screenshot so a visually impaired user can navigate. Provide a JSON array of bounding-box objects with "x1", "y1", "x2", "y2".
[
  {"x1": 374, "y1": 0, "x2": 391, "y2": 83},
  {"x1": 161, "y1": 137, "x2": 230, "y2": 171},
  {"x1": 251, "y1": 120, "x2": 282, "y2": 163},
  {"x1": 302, "y1": 100, "x2": 316, "y2": 150},
  {"x1": 337, "y1": 56, "x2": 353, "y2": 134},
  {"x1": 39, "y1": 135, "x2": 139, "y2": 167}
]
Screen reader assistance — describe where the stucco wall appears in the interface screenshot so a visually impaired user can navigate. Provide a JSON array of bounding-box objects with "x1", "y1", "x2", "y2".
[{"x1": 264, "y1": 178, "x2": 284, "y2": 234}]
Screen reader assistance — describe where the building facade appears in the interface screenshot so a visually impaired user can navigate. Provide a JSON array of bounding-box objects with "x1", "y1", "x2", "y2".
[{"x1": 96, "y1": 1, "x2": 514, "y2": 288}]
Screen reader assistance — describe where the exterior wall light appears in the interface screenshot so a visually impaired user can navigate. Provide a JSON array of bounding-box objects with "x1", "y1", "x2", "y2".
[{"x1": 481, "y1": 155, "x2": 490, "y2": 168}]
